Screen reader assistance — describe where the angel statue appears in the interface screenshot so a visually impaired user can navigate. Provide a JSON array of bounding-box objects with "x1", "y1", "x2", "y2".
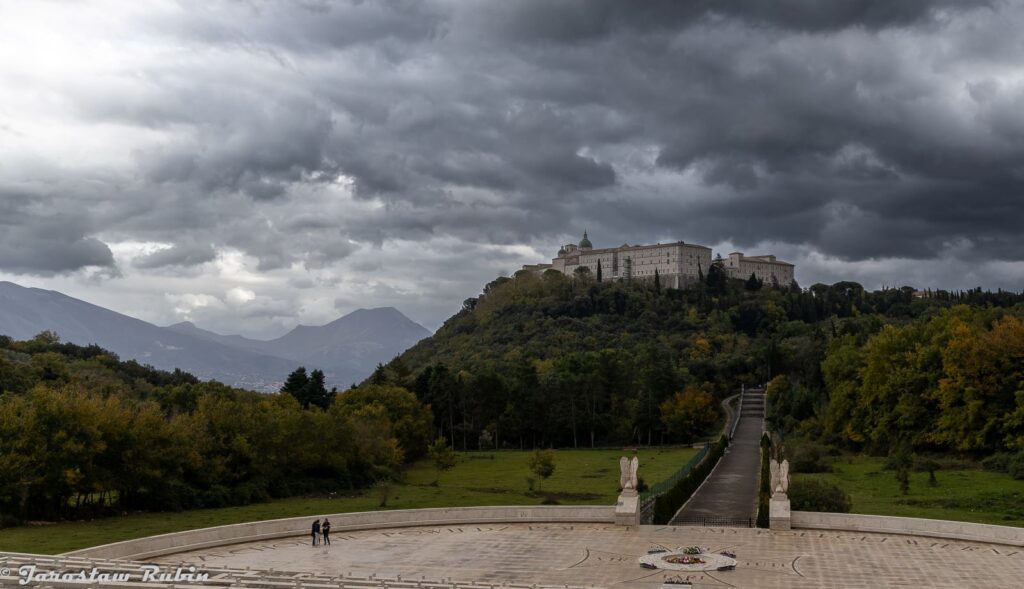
[{"x1": 619, "y1": 456, "x2": 640, "y2": 493}]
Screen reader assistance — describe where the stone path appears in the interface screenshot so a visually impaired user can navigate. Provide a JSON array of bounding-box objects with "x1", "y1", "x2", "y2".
[
  {"x1": 150, "y1": 523, "x2": 1024, "y2": 588},
  {"x1": 671, "y1": 389, "x2": 764, "y2": 525}
]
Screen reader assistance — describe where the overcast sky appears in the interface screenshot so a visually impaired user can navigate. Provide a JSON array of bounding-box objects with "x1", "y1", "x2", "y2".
[{"x1": 2, "y1": 1, "x2": 1023, "y2": 337}]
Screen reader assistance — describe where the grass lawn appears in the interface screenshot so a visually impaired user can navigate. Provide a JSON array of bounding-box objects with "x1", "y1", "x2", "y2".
[
  {"x1": 0, "y1": 447, "x2": 695, "y2": 555},
  {"x1": 795, "y1": 455, "x2": 1024, "y2": 527}
]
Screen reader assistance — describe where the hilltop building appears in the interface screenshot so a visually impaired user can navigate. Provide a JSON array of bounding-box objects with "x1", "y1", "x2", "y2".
[
  {"x1": 521, "y1": 232, "x2": 795, "y2": 288},
  {"x1": 722, "y1": 252, "x2": 795, "y2": 286}
]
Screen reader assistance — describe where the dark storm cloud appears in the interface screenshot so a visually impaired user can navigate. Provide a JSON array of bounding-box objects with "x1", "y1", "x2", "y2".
[
  {"x1": 0, "y1": 196, "x2": 116, "y2": 275},
  {"x1": 5, "y1": 0, "x2": 1024, "y2": 315},
  {"x1": 469, "y1": 0, "x2": 987, "y2": 43}
]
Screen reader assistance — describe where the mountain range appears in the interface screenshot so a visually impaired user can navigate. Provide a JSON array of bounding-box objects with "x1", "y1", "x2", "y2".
[{"x1": 0, "y1": 281, "x2": 430, "y2": 391}]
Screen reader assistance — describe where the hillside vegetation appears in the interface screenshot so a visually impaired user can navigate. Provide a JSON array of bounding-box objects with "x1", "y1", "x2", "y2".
[
  {"x1": 380, "y1": 267, "x2": 1024, "y2": 456},
  {"x1": 0, "y1": 447, "x2": 694, "y2": 554},
  {"x1": 4, "y1": 265, "x2": 1023, "y2": 528},
  {"x1": 0, "y1": 333, "x2": 431, "y2": 525}
]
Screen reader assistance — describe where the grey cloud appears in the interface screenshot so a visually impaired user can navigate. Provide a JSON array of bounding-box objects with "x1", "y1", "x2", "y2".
[
  {"x1": 137, "y1": 96, "x2": 335, "y2": 197},
  {"x1": 4, "y1": 0, "x2": 1024, "y2": 332},
  {"x1": 134, "y1": 242, "x2": 217, "y2": 269},
  {"x1": 154, "y1": 1, "x2": 444, "y2": 55},
  {"x1": 0, "y1": 210, "x2": 116, "y2": 275},
  {"x1": 466, "y1": 0, "x2": 989, "y2": 44}
]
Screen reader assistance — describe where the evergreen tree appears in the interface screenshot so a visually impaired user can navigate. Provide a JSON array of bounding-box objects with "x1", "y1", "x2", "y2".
[
  {"x1": 305, "y1": 368, "x2": 331, "y2": 409},
  {"x1": 654, "y1": 268, "x2": 661, "y2": 292},
  {"x1": 370, "y1": 363, "x2": 388, "y2": 385},
  {"x1": 281, "y1": 366, "x2": 310, "y2": 407},
  {"x1": 706, "y1": 258, "x2": 727, "y2": 292},
  {"x1": 597, "y1": 259, "x2": 603, "y2": 282},
  {"x1": 745, "y1": 273, "x2": 763, "y2": 291}
]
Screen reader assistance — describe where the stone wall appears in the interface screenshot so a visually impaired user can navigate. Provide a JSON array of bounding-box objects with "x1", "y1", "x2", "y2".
[
  {"x1": 65, "y1": 506, "x2": 616, "y2": 560},
  {"x1": 791, "y1": 511, "x2": 1024, "y2": 546}
]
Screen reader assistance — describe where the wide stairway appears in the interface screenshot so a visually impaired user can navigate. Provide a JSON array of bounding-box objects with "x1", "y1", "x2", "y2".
[
  {"x1": 0, "y1": 551, "x2": 588, "y2": 589},
  {"x1": 669, "y1": 388, "x2": 765, "y2": 527}
]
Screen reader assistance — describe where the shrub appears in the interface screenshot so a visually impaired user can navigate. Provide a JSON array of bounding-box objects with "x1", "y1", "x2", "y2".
[
  {"x1": 913, "y1": 457, "x2": 940, "y2": 487},
  {"x1": 789, "y1": 443, "x2": 833, "y2": 473},
  {"x1": 789, "y1": 479, "x2": 852, "y2": 513},
  {"x1": 982, "y1": 452, "x2": 1012, "y2": 473},
  {"x1": 1009, "y1": 453, "x2": 1024, "y2": 481}
]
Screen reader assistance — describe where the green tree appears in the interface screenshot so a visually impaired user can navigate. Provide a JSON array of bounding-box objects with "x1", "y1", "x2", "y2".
[
  {"x1": 745, "y1": 273, "x2": 762, "y2": 291},
  {"x1": 370, "y1": 363, "x2": 388, "y2": 385},
  {"x1": 528, "y1": 449, "x2": 556, "y2": 491},
  {"x1": 305, "y1": 368, "x2": 332, "y2": 409},
  {"x1": 281, "y1": 367, "x2": 310, "y2": 407},
  {"x1": 660, "y1": 386, "x2": 718, "y2": 442},
  {"x1": 428, "y1": 436, "x2": 457, "y2": 485},
  {"x1": 335, "y1": 384, "x2": 433, "y2": 460},
  {"x1": 887, "y1": 444, "x2": 913, "y2": 495}
]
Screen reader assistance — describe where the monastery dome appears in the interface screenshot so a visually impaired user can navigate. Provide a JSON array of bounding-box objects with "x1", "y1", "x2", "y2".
[{"x1": 579, "y1": 231, "x2": 593, "y2": 249}]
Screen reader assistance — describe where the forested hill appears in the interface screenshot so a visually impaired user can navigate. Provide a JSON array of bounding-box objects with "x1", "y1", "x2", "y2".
[
  {"x1": 0, "y1": 333, "x2": 433, "y2": 524},
  {"x1": 379, "y1": 268, "x2": 1024, "y2": 452}
]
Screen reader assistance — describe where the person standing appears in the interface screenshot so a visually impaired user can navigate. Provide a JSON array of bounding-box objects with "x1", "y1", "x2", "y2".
[
  {"x1": 311, "y1": 519, "x2": 321, "y2": 546},
  {"x1": 321, "y1": 518, "x2": 331, "y2": 546}
]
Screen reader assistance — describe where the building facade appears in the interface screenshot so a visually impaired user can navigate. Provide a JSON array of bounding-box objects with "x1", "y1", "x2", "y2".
[
  {"x1": 722, "y1": 252, "x2": 795, "y2": 286},
  {"x1": 523, "y1": 232, "x2": 795, "y2": 289}
]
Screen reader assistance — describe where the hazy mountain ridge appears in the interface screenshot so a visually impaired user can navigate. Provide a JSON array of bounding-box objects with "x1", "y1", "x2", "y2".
[{"x1": 0, "y1": 281, "x2": 430, "y2": 391}]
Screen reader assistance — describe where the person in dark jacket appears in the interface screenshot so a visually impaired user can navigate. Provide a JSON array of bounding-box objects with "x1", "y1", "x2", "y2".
[
  {"x1": 311, "y1": 519, "x2": 321, "y2": 546},
  {"x1": 321, "y1": 518, "x2": 331, "y2": 545}
]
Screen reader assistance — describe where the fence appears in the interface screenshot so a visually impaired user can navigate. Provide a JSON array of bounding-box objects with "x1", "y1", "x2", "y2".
[
  {"x1": 729, "y1": 386, "x2": 745, "y2": 439},
  {"x1": 639, "y1": 442, "x2": 711, "y2": 524},
  {"x1": 672, "y1": 515, "x2": 755, "y2": 528}
]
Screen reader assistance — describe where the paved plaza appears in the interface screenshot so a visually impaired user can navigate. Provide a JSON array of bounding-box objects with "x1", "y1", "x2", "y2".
[{"x1": 153, "y1": 523, "x2": 1024, "y2": 588}]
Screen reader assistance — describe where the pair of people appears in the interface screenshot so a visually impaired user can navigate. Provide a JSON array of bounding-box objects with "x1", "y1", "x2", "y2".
[{"x1": 311, "y1": 518, "x2": 331, "y2": 546}]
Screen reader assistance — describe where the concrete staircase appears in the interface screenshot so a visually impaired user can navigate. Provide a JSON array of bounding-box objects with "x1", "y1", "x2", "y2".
[
  {"x1": 740, "y1": 388, "x2": 765, "y2": 422},
  {"x1": 670, "y1": 387, "x2": 765, "y2": 526}
]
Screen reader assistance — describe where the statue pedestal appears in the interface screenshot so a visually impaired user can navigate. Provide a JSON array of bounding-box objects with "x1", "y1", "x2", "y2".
[
  {"x1": 769, "y1": 494, "x2": 791, "y2": 531},
  {"x1": 615, "y1": 490, "x2": 639, "y2": 527}
]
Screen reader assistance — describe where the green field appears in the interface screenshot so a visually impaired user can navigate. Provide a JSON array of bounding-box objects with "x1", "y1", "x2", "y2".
[
  {"x1": 0, "y1": 447, "x2": 695, "y2": 555},
  {"x1": 795, "y1": 456, "x2": 1024, "y2": 526}
]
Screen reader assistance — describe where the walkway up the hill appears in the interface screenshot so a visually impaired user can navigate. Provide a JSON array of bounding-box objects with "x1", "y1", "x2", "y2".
[{"x1": 670, "y1": 388, "x2": 764, "y2": 526}]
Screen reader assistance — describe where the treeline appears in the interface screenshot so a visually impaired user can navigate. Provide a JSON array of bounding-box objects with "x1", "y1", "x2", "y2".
[
  {"x1": 377, "y1": 268, "x2": 1024, "y2": 451},
  {"x1": 0, "y1": 333, "x2": 432, "y2": 525},
  {"x1": 770, "y1": 305, "x2": 1024, "y2": 456}
]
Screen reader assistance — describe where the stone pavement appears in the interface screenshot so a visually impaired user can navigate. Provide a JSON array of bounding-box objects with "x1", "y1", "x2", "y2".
[
  {"x1": 672, "y1": 389, "x2": 764, "y2": 525},
  {"x1": 151, "y1": 523, "x2": 1024, "y2": 588}
]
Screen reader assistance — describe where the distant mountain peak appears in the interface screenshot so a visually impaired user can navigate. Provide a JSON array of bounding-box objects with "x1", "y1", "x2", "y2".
[{"x1": 0, "y1": 280, "x2": 429, "y2": 392}]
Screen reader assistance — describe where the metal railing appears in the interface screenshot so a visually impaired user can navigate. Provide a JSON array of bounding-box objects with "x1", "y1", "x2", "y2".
[
  {"x1": 729, "y1": 385, "x2": 745, "y2": 439},
  {"x1": 672, "y1": 515, "x2": 755, "y2": 528}
]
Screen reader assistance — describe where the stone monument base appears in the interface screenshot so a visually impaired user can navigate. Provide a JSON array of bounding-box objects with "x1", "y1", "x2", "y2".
[
  {"x1": 615, "y1": 490, "x2": 639, "y2": 527},
  {"x1": 769, "y1": 495, "x2": 791, "y2": 531}
]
